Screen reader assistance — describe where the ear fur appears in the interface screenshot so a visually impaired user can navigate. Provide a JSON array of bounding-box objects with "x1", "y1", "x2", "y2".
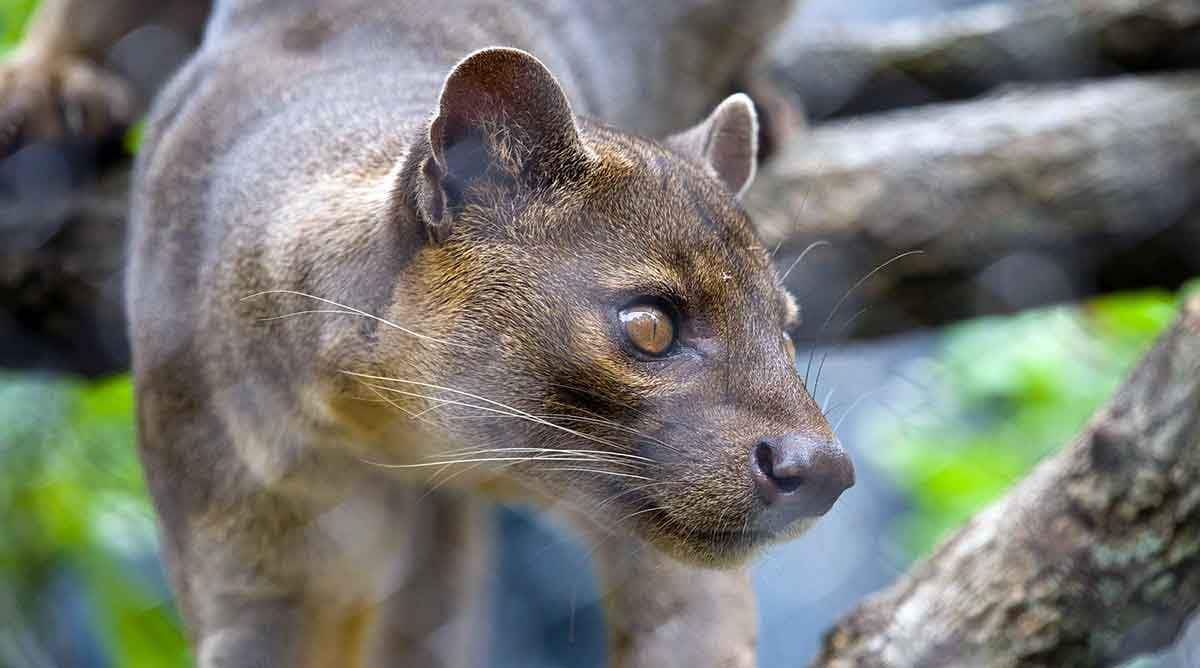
[
  {"x1": 417, "y1": 47, "x2": 587, "y2": 243},
  {"x1": 665, "y1": 93, "x2": 759, "y2": 199}
]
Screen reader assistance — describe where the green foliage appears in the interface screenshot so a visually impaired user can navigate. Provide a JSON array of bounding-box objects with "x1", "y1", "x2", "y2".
[
  {"x1": 124, "y1": 120, "x2": 146, "y2": 155},
  {"x1": 0, "y1": 0, "x2": 34, "y2": 52},
  {"x1": 0, "y1": 3, "x2": 184, "y2": 663},
  {"x1": 867, "y1": 289, "x2": 1184, "y2": 557},
  {"x1": 0, "y1": 373, "x2": 188, "y2": 667}
]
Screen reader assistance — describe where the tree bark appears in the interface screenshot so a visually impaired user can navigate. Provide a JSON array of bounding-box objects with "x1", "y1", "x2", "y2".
[
  {"x1": 772, "y1": 0, "x2": 1200, "y2": 119},
  {"x1": 746, "y1": 72, "x2": 1200, "y2": 341},
  {"x1": 814, "y1": 293, "x2": 1200, "y2": 667}
]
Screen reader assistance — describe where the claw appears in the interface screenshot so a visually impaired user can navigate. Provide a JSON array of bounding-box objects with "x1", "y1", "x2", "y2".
[{"x1": 0, "y1": 53, "x2": 138, "y2": 157}]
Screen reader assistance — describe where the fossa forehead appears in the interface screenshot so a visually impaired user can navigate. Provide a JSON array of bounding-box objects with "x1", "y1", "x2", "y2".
[
  {"x1": 564, "y1": 152, "x2": 782, "y2": 303},
  {"x1": 584, "y1": 147, "x2": 758, "y2": 238},
  {"x1": 590, "y1": 235, "x2": 785, "y2": 324}
]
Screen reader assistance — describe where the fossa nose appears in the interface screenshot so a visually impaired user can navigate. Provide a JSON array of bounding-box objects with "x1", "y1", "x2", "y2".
[{"x1": 751, "y1": 433, "x2": 855, "y2": 527}]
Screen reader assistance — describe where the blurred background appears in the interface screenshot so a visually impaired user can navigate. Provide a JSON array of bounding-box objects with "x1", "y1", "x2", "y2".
[{"x1": 2, "y1": 0, "x2": 1199, "y2": 666}]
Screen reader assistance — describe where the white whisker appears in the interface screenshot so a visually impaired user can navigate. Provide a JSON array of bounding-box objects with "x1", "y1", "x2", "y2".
[
  {"x1": 440, "y1": 446, "x2": 653, "y2": 464},
  {"x1": 254, "y1": 309, "x2": 363, "y2": 322},
  {"x1": 242, "y1": 290, "x2": 480, "y2": 350},
  {"x1": 541, "y1": 467, "x2": 653, "y2": 481},
  {"x1": 832, "y1": 388, "x2": 886, "y2": 434},
  {"x1": 778, "y1": 240, "x2": 831, "y2": 283},
  {"x1": 361, "y1": 383, "x2": 428, "y2": 424},
  {"x1": 444, "y1": 412, "x2": 675, "y2": 452},
  {"x1": 615, "y1": 505, "x2": 668, "y2": 524},
  {"x1": 821, "y1": 387, "x2": 836, "y2": 415},
  {"x1": 361, "y1": 455, "x2": 639, "y2": 469},
  {"x1": 347, "y1": 373, "x2": 652, "y2": 459},
  {"x1": 594, "y1": 481, "x2": 682, "y2": 511}
]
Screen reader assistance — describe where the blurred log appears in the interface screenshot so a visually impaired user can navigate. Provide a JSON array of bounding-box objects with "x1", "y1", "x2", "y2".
[
  {"x1": 747, "y1": 73, "x2": 1200, "y2": 341},
  {"x1": 0, "y1": 148, "x2": 131, "y2": 377},
  {"x1": 772, "y1": 0, "x2": 1200, "y2": 119},
  {"x1": 815, "y1": 293, "x2": 1200, "y2": 667}
]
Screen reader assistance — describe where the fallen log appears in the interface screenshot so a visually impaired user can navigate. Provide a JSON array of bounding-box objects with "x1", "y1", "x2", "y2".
[
  {"x1": 747, "y1": 73, "x2": 1200, "y2": 340},
  {"x1": 814, "y1": 293, "x2": 1200, "y2": 667},
  {"x1": 0, "y1": 156, "x2": 130, "y2": 376},
  {"x1": 771, "y1": 0, "x2": 1200, "y2": 119}
]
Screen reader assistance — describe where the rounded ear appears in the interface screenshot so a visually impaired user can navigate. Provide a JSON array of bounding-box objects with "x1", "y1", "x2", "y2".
[
  {"x1": 665, "y1": 93, "x2": 759, "y2": 199},
  {"x1": 417, "y1": 47, "x2": 588, "y2": 243},
  {"x1": 430, "y1": 47, "x2": 582, "y2": 167}
]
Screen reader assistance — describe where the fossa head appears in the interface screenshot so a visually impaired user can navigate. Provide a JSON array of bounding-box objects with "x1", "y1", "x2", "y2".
[{"x1": 378, "y1": 47, "x2": 852, "y2": 565}]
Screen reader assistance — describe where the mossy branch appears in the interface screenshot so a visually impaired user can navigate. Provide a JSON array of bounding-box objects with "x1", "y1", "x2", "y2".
[{"x1": 814, "y1": 295, "x2": 1200, "y2": 667}]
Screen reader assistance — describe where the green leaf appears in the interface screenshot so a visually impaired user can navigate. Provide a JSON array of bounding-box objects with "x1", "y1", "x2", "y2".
[
  {"x1": 0, "y1": 0, "x2": 37, "y2": 52},
  {"x1": 867, "y1": 288, "x2": 1184, "y2": 558}
]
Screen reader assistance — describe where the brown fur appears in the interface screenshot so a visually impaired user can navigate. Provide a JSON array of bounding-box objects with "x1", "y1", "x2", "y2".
[{"x1": 2, "y1": 1, "x2": 851, "y2": 666}]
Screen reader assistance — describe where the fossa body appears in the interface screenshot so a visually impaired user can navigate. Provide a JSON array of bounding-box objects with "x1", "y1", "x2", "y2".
[{"x1": 2, "y1": 1, "x2": 854, "y2": 666}]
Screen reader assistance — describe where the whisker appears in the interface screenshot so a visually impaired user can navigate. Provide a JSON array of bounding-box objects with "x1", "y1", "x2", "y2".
[
  {"x1": 421, "y1": 460, "x2": 489, "y2": 497},
  {"x1": 255, "y1": 309, "x2": 363, "y2": 321},
  {"x1": 360, "y1": 382, "x2": 430, "y2": 425},
  {"x1": 410, "y1": 396, "x2": 459, "y2": 419},
  {"x1": 242, "y1": 290, "x2": 480, "y2": 351},
  {"x1": 540, "y1": 467, "x2": 653, "y2": 482},
  {"x1": 815, "y1": 251, "x2": 923, "y2": 342},
  {"x1": 778, "y1": 239, "x2": 831, "y2": 283},
  {"x1": 439, "y1": 445, "x2": 653, "y2": 464},
  {"x1": 593, "y1": 480, "x2": 685, "y2": 512},
  {"x1": 439, "y1": 450, "x2": 639, "y2": 466},
  {"x1": 543, "y1": 382, "x2": 698, "y2": 445},
  {"x1": 450, "y1": 410, "x2": 678, "y2": 453},
  {"x1": 832, "y1": 388, "x2": 886, "y2": 434},
  {"x1": 812, "y1": 306, "x2": 869, "y2": 398},
  {"x1": 361, "y1": 455, "x2": 640, "y2": 470},
  {"x1": 806, "y1": 251, "x2": 923, "y2": 386},
  {"x1": 821, "y1": 387, "x2": 837, "y2": 416},
  {"x1": 614, "y1": 505, "x2": 668, "y2": 525},
  {"x1": 244, "y1": 292, "x2": 682, "y2": 447},
  {"x1": 550, "y1": 418, "x2": 677, "y2": 453},
  {"x1": 346, "y1": 373, "x2": 646, "y2": 457},
  {"x1": 765, "y1": 186, "x2": 813, "y2": 263}
]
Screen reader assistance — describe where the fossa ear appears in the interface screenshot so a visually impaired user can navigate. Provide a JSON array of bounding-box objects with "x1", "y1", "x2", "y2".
[
  {"x1": 665, "y1": 93, "x2": 759, "y2": 199},
  {"x1": 418, "y1": 47, "x2": 589, "y2": 243}
]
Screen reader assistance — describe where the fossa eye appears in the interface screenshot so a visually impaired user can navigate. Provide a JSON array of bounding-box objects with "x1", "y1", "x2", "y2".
[{"x1": 619, "y1": 303, "x2": 675, "y2": 357}]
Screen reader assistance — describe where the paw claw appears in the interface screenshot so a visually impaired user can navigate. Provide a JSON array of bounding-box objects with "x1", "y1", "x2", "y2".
[{"x1": 0, "y1": 53, "x2": 138, "y2": 156}]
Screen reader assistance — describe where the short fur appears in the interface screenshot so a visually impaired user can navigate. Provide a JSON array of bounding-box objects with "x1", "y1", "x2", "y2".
[{"x1": 3, "y1": 1, "x2": 854, "y2": 666}]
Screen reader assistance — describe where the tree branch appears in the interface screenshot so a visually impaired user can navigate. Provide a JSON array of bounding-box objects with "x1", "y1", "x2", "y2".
[
  {"x1": 747, "y1": 73, "x2": 1200, "y2": 340},
  {"x1": 772, "y1": 0, "x2": 1200, "y2": 119},
  {"x1": 815, "y1": 294, "x2": 1200, "y2": 667}
]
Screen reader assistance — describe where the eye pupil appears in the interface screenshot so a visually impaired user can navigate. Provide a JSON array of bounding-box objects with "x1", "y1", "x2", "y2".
[{"x1": 620, "y1": 305, "x2": 675, "y2": 356}]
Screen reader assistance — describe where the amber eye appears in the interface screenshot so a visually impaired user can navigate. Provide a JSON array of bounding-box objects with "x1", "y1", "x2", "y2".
[
  {"x1": 783, "y1": 332, "x2": 797, "y2": 365},
  {"x1": 619, "y1": 304, "x2": 676, "y2": 357}
]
